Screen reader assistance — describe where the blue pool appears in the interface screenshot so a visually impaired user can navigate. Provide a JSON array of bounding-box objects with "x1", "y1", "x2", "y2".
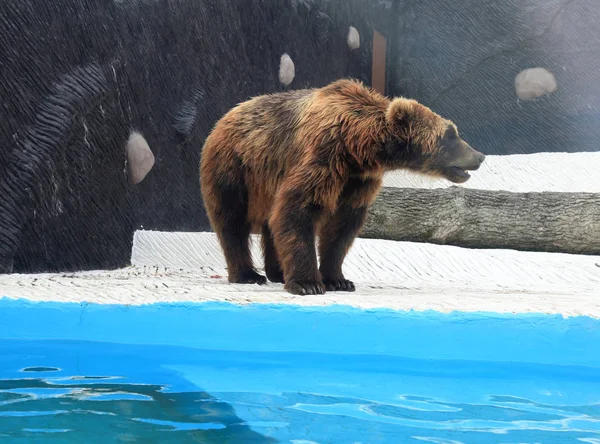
[{"x1": 1, "y1": 299, "x2": 600, "y2": 443}]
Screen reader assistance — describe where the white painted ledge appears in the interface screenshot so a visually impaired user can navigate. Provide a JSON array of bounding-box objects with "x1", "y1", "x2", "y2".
[
  {"x1": 382, "y1": 152, "x2": 600, "y2": 193},
  {"x1": 2, "y1": 231, "x2": 598, "y2": 317}
]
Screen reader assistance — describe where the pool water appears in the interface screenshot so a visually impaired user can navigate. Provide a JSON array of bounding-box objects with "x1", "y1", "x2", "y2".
[{"x1": 1, "y1": 339, "x2": 600, "y2": 443}]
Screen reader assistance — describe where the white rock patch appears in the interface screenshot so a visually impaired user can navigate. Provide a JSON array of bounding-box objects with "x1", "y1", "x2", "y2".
[
  {"x1": 126, "y1": 131, "x2": 155, "y2": 185},
  {"x1": 347, "y1": 26, "x2": 360, "y2": 50},
  {"x1": 279, "y1": 53, "x2": 295, "y2": 86},
  {"x1": 515, "y1": 67, "x2": 557, "y2": 100}
]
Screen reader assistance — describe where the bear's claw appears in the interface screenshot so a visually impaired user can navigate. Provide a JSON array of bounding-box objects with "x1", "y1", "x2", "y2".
[
  {"x1": 285, "y1": 280, "x2": 326, "y2": 296},
  {"x1": 230, "y1": 271, "x2": 267, "y2": 285},
  {"x1": 323, "y1": 278, "x2": 355, "y2": 292}
]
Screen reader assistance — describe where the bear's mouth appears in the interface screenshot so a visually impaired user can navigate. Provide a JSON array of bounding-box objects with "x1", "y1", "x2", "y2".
[{"x1": 444, "y1": 165, "x2": 471, "y2": 184}]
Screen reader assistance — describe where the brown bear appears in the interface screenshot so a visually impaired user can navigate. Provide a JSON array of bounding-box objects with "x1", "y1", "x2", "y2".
[{"x1": 200, "y1": 78, "x2": 485, "y2": 295}]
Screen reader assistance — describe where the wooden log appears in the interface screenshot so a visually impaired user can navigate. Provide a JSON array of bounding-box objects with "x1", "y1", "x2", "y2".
[{"x1": 362, "y1": 187, "x2": 600, "y2": 255}]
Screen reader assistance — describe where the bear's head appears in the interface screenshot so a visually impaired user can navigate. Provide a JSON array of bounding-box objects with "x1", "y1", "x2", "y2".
[{"x1": 383, "y1": 98, "x2": 485, "y2": 183}]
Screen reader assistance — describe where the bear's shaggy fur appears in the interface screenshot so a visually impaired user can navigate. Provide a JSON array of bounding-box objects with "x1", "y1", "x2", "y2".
[{"x1": 200, "y1": 79, "x2": 485, "y2": 295}]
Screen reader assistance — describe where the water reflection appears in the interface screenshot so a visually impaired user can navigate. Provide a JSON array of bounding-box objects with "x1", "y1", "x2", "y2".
[{"x1": 0, "y1": 376, "x2": 276, "y2": 443}]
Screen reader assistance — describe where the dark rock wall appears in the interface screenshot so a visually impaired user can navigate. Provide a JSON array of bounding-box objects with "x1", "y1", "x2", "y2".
[
  {"x1": 391, "y1": 0, "x2": 600, "y2": 155},
  {"x1": 7, "y1": 0, "x2": 595, "y2": 274},
  {"x1": 0, "y1": 0, "x2": 391, "y2": 273}
]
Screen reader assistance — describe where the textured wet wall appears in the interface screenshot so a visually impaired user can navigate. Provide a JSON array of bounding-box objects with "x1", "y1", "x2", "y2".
[
  {"x1": 391, "y1": 0, "x2": 600, "y2": 155},
  {"x1": 0, "y1": 0, "x2": 394, "y2": 273}
]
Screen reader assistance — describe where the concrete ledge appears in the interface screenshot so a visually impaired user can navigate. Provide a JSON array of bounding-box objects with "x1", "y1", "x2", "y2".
[{"x1": 1, "y1": 231, "x2": 598, "y2": 317}]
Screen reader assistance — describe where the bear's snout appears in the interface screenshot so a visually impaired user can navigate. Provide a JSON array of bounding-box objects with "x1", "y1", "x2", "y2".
[
  {"x1": 466, "y1": 150, "x2": 486, "y2": 171},
  {"x1": 437, "y1": 141, "x2": 486, "y2": 184},
  {"x1": 455, "y1": 142, "x2": 486, "y2": 171}
]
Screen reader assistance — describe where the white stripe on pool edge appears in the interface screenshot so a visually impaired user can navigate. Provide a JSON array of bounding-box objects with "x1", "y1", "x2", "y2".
[
  {"x1": 2, "y1": 231, "x2": 598, "y2": 317},
  {"x1": 382, "y1": 152, "x2": 600, "y2": 193}
]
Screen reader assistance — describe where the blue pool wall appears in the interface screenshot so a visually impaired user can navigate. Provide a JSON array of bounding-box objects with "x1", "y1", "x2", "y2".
[{"x1": 1, "y1": 298, "x2": 599, "y2": 368}]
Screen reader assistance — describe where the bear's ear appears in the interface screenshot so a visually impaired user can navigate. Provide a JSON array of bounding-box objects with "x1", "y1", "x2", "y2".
[{"x1": 385, "y1": 98, "x2": 420, "y2": 129}]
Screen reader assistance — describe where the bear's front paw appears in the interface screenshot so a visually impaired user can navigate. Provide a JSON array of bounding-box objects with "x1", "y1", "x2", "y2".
[
  {"x1": 323, "y1": 278, "x2": 355, "y2": 292},
  {"x1": 285, "y1": 280, "x2": 326, "y2": 296}
]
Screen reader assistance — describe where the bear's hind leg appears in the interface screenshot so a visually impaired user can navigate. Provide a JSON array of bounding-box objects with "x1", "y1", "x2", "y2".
[
  {"x1": 261, "y1": 224, "x2": 284, "y2": 283},
  {"x1": 318, "y1": 204, "x2": 368, "y2": 292},
  {"x1": 211, "y1": 179, "x2": 266, "y2": 285}
]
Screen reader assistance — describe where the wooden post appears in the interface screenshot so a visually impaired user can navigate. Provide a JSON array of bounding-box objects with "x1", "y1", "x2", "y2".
[{"x1": 372, "y1": 29, "x2": 387, "y2": 95}]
